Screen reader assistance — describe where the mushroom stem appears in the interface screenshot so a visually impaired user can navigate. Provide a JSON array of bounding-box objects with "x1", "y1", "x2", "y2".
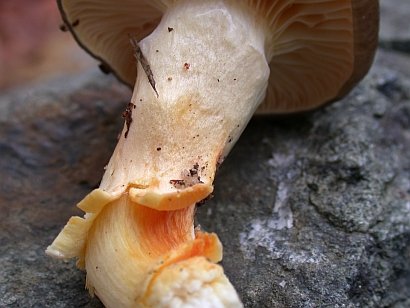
[
  {"x1": 48, "y1": 0, "x2": 271, "y2": 306},
  {"x1": 47, "y1": 189, "x2": 242, "y2": 307},
  {"x1": 101, "y1": 0, "x2": 270, "y2": 209},
  {"x1": 85, "y1": 195, "x2": 239, "y2": 307}
]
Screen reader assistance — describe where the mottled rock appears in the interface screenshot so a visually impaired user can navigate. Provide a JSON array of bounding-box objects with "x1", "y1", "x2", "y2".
[
  {"x1": 2, "y1": 4, "x2": 409, "y2": 307},
  {"x1": 1, "y1": 53, "x2": 409, "y2": 308},
  {"x1": 379, "y1": 1, "x2": 410, "y2": 54},
  {"x1": 197, "y1": 49, "x2": 410, "y2": 307},
  {"x1": 380, "y1": 0, "x2": 410, "y2": 41},
  {"x1": 0, "y1": 72, "x2": 130, "y2": 308}
]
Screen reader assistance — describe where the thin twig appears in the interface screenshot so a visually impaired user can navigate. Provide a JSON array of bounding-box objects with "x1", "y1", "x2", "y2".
[{"x1": 129, "y1": 35, "x2": 159, "y2": 97}]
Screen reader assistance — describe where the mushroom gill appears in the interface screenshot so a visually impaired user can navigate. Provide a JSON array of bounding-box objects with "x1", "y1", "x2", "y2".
[
  {"x1": 256, "y1": 0, "x2": 354, "y2": 113},
  {"x1": 59, "y1": 0, "x2": 377, "y2": 115}
]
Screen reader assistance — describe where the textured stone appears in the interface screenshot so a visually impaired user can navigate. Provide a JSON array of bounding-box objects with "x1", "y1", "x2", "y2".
[
  {"x1": 1, "y1": 50, "x2": 409, "y2": 308},
  {"x1": 197, "y1": 49, "x2": 410, "y2": 307},
  {"x1": 0, "y1": 73, "x2": 130, "y2": 308},
  {"x1": 379, "y1": 0, "x2": 410, "y2": 54},
  {"x1": 380, "y1": 0, "x2": 410, "y2": 41}
]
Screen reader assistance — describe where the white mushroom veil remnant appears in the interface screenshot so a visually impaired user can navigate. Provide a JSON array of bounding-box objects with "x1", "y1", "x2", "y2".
[{"x1": 48, "y1": 0, "x2": 379, "y2": 307}]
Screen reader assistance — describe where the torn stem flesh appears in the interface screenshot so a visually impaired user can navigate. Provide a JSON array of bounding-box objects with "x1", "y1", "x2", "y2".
[{"x1": 47, "y1": 0, "x2": 270, "y2": 307}]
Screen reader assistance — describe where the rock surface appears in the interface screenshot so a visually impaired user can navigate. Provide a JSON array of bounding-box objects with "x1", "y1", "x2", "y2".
[
  {"x1": 0, "y1": 74, "x2": 130, "y2": 307},
  {"x1": 1, "y1": 48, "x2": 409, "y2": 307},
  {"x1": 198, "y1": 49, "x2": 410, "y2": 307},
  {"x1": 2, "y1": 3, "x2": 410, "y2": 305},
  {"x1": 380, "y1": 0, "x2": 410, "y2": 41},
  {"x1": 379, "y1": 1, "x2": 410, "y2": 54}
]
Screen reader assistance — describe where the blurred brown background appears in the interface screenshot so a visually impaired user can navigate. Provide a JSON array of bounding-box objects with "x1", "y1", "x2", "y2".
[{"x1": 0, "y1": 0, "x2": 95, "y2": 91}]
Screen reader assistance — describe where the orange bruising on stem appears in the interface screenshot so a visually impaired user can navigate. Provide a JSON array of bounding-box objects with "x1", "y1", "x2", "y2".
[
  {"x1": 132, "y1": 203, "x2": 196, "y2": 256},
  {"x1": 82, "y1": 191, "x2": 223, "y2": 305}
]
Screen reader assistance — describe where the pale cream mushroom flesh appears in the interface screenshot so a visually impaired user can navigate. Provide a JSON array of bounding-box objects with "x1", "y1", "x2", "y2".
[{"x1": 47, "y1": 0, "x2": 379, "y2": 307}]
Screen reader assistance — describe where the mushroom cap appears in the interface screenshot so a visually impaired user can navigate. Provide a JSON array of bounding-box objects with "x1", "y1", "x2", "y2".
[{"x1": 58, "y1": 0, "x2": 379, "y2": 113}]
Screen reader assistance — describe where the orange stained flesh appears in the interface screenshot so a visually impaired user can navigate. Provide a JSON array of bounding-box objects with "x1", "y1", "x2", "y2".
[{"x1": 87, "y1": 192, "x2": 222, "y2": 267}]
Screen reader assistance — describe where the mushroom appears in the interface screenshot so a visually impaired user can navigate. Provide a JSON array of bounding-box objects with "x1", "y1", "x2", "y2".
[{"x1": 47, "y1": 0, "x2": 379, "y2": 307}]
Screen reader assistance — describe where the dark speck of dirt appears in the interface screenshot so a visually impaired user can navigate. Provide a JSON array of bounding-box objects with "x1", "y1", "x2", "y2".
[
  {"x1": 157, "y1": 147, "x2": 161, "y2": 151},
  {"x1": 122, "y1": 102, "x2": 135, "y2": 138},
  {"x1": 187, "y1": 163, "x2": 203, "y2": 185},
  {"x1": 168, "y1": 27, "x2": 174, "y2": 32},
  {"x1": 98, "y1": 63, "x2": 111, "y2": 75},
  {"x1": 184, "y1": 63, "x2": 190, "y2": 70},
  {"x1": 72, "y1": 19, "x2": 80, "y2": 27},
  {"x1": 189, "y1": 168, "x2": 197, "y2": 176},
  {"x1": 171, "y1": 164, "x2": 203, "y2": 189},
  {"x1": 170, "y1": 179, "x2": 185, "y2": 189},
  {"x1": 189, "y1": 163, "x2": 199, "y2": 176},
  {"x1": 59, "y1": 24, "x2": 67, "y2": 32}
]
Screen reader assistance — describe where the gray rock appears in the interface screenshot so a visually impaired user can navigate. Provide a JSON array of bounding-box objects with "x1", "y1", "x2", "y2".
[
  {"x1": 380, "y1": 0, "x2": 410, "y2": 41},
  {"x1": 1, "y1": 54, "x2": 409, "y2": 308},
  {"x1": 379, "y1": 0, "x2": 410, "y2": 54},
  {"x1": 197, "y1": 49, "x2": 410, "y2": 307},
  {"x1": 0, "y1": 72, "x2": 130, "y2": 308}
]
